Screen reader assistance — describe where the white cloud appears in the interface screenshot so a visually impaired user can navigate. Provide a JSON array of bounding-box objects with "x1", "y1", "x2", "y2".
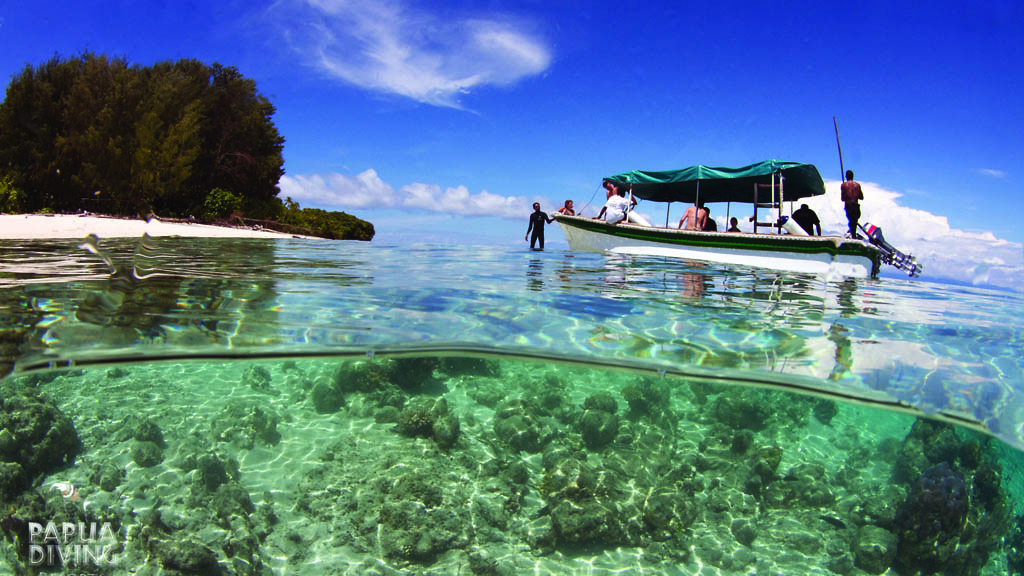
[
  {"x1": 280, "y1": 170, "x2": 540, "y2": 219},
  {"x1": 801, "y1": 181, "x2": 1023, "y2": 289},
  {"x1": 399, "y1": 183, "x2": 531, "y2": 218},
  {"x1": 273, "y1": 0, "x2": 551, "y2": 108},
  {"x1": 279, "y1": 169, "x2": 397, "y2": 208},
  {"x1": 977, "y1": 168, "x2": 1007, "y2": 179}
]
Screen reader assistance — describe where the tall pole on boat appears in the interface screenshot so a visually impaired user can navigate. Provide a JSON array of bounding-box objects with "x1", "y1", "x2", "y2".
[{"x1": 834, "y1": 116, "x2": 845, "y2": 181}]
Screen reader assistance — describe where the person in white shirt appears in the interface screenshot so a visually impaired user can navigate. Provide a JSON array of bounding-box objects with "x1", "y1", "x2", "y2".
[{"x1": 595, "y1": 187, "x2": 630, "y2": 225}]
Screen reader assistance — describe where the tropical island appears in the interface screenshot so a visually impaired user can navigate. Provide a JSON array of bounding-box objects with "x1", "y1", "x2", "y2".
[{"x1": 0, "y1": 53, "x2": 373, "y2": 241}]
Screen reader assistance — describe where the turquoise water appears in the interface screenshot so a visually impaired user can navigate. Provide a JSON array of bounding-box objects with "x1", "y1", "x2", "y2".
[{"x1": 1, "y1": 236, "x2": 1023, "y2": 575}]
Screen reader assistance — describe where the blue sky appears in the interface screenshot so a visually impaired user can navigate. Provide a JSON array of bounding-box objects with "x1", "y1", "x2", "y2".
[{"x1": 1, "y1": 1, "x2": 1022, "y2": 288}]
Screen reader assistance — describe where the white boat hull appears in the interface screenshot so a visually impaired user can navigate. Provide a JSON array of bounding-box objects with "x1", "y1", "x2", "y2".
[{"x1": 555, "y1": 215, "x2": 880, "y2": 278}]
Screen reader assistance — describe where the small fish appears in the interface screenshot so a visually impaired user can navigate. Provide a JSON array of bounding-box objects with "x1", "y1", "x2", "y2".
[
  {"x1": 51, "y1": 481, "x2": 79, "y2": 501},
  {"x1": 819, "y1": 514, "x2": 846, "y2": 530}
]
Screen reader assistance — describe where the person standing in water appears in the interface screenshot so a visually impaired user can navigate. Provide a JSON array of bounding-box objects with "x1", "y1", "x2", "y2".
[
  {"x1": 525, "y1": 202, "x2": 553, "y2": 250},
  {"x1": 841, "y1": 170, "x2": 864, "y2": 238}
]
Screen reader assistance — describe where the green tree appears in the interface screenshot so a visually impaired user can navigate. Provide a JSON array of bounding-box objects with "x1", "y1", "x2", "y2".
[
  {"x1": 0, "y1": 56, "x2": 80, "y2": 212},
  {"x1": 0, "y1": 174, "x2": 23, "y2": 213},
  {"x1": 57, "y1": 54, "x2": 141, "y2": 213},
  {"x1": 201, "y1": 187, "x2": 243, "y2": 221},
  {"x1": 195, "y1": 64, "x2": 285, "y2": 219},
  {"x1": 0, "y1": 52, "x2": 372, "y2": 240},
  {"x1": 132, "y1": 61, "x2": 203, "y2": 216}
]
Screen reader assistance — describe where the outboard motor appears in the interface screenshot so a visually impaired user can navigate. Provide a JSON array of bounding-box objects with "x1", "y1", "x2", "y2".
[{"x1": 859, "y1": 223, "x2": 922, "y2": 277}]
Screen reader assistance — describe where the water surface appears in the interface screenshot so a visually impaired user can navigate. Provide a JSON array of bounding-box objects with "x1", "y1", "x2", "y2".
[{"x1": 0, "y1": 236, "x2": 1021, "y2": 575}]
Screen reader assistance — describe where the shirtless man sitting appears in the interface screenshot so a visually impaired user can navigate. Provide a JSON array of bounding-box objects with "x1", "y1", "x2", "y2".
[{"x1": 677, "y1": 202, "x2": 707, "y2": 230}]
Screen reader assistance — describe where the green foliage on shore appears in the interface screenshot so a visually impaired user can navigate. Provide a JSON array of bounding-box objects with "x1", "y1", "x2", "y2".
[
  {"x1": 279, "y1": 198, "x2": 376, "y2": 241},
  {"x1": 0, "y1": 53, "x2": 373, "y2": 241},
  {"x1": 202, "y1": 188, "x2": 243, "y2": 221},
  {"x1": 0, "y1": 174, "x2": 23, "y2": 213}
]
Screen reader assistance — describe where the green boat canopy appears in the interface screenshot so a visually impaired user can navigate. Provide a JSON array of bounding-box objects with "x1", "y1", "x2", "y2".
[{"x1": 605, "y1": 160, "x2": 826, "y2": 204}]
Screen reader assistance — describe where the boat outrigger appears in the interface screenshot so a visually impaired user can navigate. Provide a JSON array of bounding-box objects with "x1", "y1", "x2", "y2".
[{"x1": 553, "y1": 160, "x2": 921, "y2": 278}]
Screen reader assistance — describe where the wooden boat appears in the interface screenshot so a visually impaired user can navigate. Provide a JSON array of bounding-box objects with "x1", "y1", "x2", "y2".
[{"x1": 554, "y1": 160, "x2": 890, "y2": 278}]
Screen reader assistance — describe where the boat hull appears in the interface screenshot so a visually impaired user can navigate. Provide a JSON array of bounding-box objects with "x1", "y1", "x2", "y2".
[{"x1": 554, "y1": 215, "x2": 881, "y2": 278}]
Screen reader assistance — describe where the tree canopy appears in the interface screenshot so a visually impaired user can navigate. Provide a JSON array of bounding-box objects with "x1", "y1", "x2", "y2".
[{"x1": 0, "y1": 53, "x2": 373, "y2": 241}]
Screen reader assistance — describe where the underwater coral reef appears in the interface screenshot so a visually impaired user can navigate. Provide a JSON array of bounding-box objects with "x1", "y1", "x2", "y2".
[{"x1": 0, "y1": 358, "x2": 1020, "y2": 575}]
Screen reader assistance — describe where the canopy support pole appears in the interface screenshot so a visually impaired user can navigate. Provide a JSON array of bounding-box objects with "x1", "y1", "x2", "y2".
[
  {"x1": 695, "y1": 181, "x2": 700, "y2": 230},
  {"x1": 752, "y1": 182, "x2": 757, "y2": 234},
  {"x1": 778, "y1": 171, "x2": 784, "y2": 234}
]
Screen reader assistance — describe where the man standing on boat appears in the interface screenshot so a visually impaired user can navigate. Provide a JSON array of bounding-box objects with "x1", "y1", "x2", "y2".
[
  {"x1": 526, "y1": 202, "x2": 554, "y2": 250},
  {"x1": 841, "y1": 170, "x2": 864, "y2": 238}
]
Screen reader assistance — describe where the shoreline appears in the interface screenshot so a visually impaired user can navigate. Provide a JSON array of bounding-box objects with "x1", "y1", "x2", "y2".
[{"x1": 0, "y1": 213, "x2": 317, "y2": 240}]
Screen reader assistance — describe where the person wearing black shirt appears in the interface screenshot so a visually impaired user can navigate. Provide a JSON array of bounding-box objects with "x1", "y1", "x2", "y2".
[
  {"x1": 525, "y1": 202, "x2": 554, "y2": 250},
  {"x1": 702, "y1": 206, "x2": 717, "y2": 231},
  {"x1": 792, "y1": 204, "x2": 821, "y2": 236}
]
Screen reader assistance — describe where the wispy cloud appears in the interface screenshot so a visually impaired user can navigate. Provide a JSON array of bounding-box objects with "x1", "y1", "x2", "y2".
[
  {"x1": 976, "y1": 168, "x2": 1007, "y2": 179},
  {"x1": 272, "y1": 0, "x2": 551, "y2": 108},
  {"x1": 279, "y1": 170, "x2": 542, "y2": 219}
]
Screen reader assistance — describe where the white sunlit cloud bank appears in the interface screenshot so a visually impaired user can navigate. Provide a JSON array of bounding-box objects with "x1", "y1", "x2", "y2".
[
  {"x1": 272, "y1": 0, "x2": 552, "y2": 108},
  {"x1": 801, "y1": 181, "x2": 1023, "y2": 290}
]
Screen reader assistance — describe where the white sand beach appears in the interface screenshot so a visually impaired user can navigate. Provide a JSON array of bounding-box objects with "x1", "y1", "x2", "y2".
[{"x1": 0, "y1": 213, "x2": 312, "y2": 239}]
